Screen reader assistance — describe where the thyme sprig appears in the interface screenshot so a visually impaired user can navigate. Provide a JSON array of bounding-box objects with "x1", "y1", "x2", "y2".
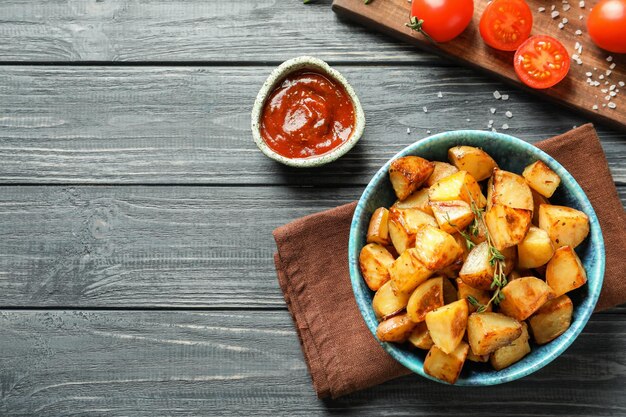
[{"x1": 449, "y1": 185, "x2": 508, "y2": 313}]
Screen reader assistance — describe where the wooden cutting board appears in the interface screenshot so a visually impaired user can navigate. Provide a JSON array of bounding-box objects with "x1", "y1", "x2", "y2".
[{"x1": 332, "y1": 0, "x2": 626, "y2": 131}]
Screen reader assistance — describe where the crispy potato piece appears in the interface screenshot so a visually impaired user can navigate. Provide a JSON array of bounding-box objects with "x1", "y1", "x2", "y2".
[
  {"x1": 430, "y1": 200, "x2": 475, "y2": 234},
  {"x1": 388, "y1": 207, "x2": 438, "y2": 254},
  {"x1": 359, "y1": 243, "x2": 395, "y2": 291},
  {"x1": 442, "y1": 277, "x2": 458, "y2": 304},
  {"x1": 376, "y1": 313, "x2": 417, "y2": 342},
  {"x1": 408, "y1": 321, "x2": 434, "y2": 350},
  {"x1": 389, "y1": 248, "x2": 434, "y2": 295},
  {"x1": 498, "y1": 277, "x2": 555, "y2": 321},
  {"x1": 490, "y1": 323, "x2": 531, "y2": 371},
  {"x1": 523, "y1": 160, "x2": 561, "y2": 198},
  {"x1": 517, "y1": 226, "x2": 554, "y2": 269},
  {"x1": 413, "y1": 225, "x2": 464, "y2": 271},
  {"x1": 467, "y1": 312, "x2": 522, "y2": 356},
  {"x1": 538, "y1": 204, "x2": 590, "y2": 249},
  {"x1": 487, "y1": 169, "x2": 534, "y2": 211},
  {"x1": 467, "y1": 348, "x2": 490, "y2": 363},
  {"x1": 426, "y1": 299, "x2": 469, "y2": 354},
  {"x1": 456, "y1": 278, "x2": 492, "y2": 313},
  {"x1": 372, "y1": 280, "x2": 411, "y2": 320},
  {"x1": 424, "y1": 341, "x2": 469, "y2": 384},
  {"x1": 367, "y1": 207, "x2": 390, "y2": 245},
  {"x1": 393, "y1": 188, "x2": 433, "y2": 216},
  {"x1": 546, "y1": 246, "x2": 587, "y2": 297},
  {"x1": 531, "y1": 189, "x2": 549, "y2": 226},
  {"x1": 529, "y1": 294, "x2": 573, "y2": 344},
  {"x1": 407, "y1": 277, "x2": 444, "y2": 323},
  {"x1": 448, "y1": 146, "x2": 498, "y2": 181},
  {"x1": 389, "y1": 156, "x2": 435, "y2": 200},
  {"x1": 429, "y1": 171, "x2": 486, "y2": 208},
  {"x1": 485, "y1": 204, "x2": 532, "y2": 251},
  {"x1": 459, "y1": 242, "x2": 494, "y2": 290},
  {"x1": 425, "y1": 161, "x2": 459, "y2": 187}
]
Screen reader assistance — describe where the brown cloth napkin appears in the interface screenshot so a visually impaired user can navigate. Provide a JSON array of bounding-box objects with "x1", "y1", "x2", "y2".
[{"x1": 273, "y1": 124, "x2": 626, "y2": 399}]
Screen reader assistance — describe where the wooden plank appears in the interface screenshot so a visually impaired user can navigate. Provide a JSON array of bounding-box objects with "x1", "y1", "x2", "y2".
[
  {"x1": 0, "y1": 185, "x2": 622, "y2": 309},
  {"x1": 0, "y1": 310, "x2": 625, "y2": 416},
  {"x1": 0, "y1": 65, "x2": 625, "y2": 185},
  {"x1": 0, "y1": 0, "x2": 429, "y2": 63},
  {"x1": 332, "y1": 0, "x2": 626, "y2": 131}
]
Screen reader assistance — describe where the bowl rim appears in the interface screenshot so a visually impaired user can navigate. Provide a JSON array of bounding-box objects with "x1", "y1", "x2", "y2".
[
  {"x1": 348, "y1": 129, "x2": 605, "y2": 386},
  {"x1": 250, "y1": 56, "x2": 365, "y2": 168}
]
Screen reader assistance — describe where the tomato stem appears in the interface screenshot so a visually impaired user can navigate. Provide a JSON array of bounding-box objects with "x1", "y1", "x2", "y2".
[{"x1": 405, "y1": 16, "x2": 437, "y2": 44}]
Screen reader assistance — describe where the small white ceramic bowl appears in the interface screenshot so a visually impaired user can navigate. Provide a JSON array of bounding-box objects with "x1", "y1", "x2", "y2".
[{"x1": 251, "y1": 56, "x2": 365, "y2": 167}]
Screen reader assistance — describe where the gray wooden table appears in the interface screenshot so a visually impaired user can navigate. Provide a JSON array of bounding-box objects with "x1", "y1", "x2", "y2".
[{"x1": 0, "y1": 1, "x2": 624, "y2": 416}]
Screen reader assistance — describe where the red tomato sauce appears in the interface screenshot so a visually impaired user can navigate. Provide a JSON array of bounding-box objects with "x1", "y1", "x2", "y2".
[{"x1": 260, "y1": 70, "x2": 355, "y2": 159}]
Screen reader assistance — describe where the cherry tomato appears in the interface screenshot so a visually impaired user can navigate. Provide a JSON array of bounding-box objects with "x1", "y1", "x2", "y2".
[
  {"x1": 587, "y1": 0, "x2": 626, "y2": 54},
  {"x1": 407, "y1": 0, "x2": 474, "y2": 43},
  {"x1": 479, "y1": 0, "x2": 533, "y2": 51},
  {"x1": 514, "y1": 36, "x2": 570, "y2": 89}
]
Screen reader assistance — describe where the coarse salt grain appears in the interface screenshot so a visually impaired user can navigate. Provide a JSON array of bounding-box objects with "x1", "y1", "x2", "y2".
[
  {"x1": 579, "y1": 15, "x2": 583, "y2": 19},
  {"x1": 466, "y1": 118, "x2": 471, "y2": 122},
  {"x1": 563, "y1": 3, "x2": 571, "y2": 10},
  {"x1": 427, "y1": 130, "x2": 431, "y2": 134},
  {"x1": 605, "y1": 95, "x2": 611, "y2": 100},
  {"x1": 491, "y1": 127, "x2": 497, "y2": 132},
  {"x1": 619, "y1": 81, "x2": 625, "y2": 87},
  {"x1": 610, "y1": 63, "x2": 616, "y2": 70},
  {"x1": 562, "y1": 17, "x2": 568, "y2": 23},
  {"x1": 605, "y1": 81, "x2": 609, "y2": 85},
  {"x1": 552, "y1": 10, "x2": 560, "y2": 18},
  {"x1": 437, "y1": 91, "x2": 443, "y2": 98},
  {"x1": 490, "y1": 108, "x2": 496, "y2": 114},
  {"x1": 493, "y1": 90, "x2": 502, "y2": 99},
  {"x1": 489, "y1": 119, "x2": 494, "y2": 125},
  {"x1": 538, "y1": 6, "x2": 546, "y2": 11},
  {"x1": 551, "y1": 4, "x2": 556, "y2": 10},
  {"x1": 610, "y1": 91, "x2": 617, "y2": 97},
  {"x1": 579, "y1": 0, "x2": 585, "y2": 6},
  {"x1": 608, "y1": 102, "x2": 617, "y2": 109},
  {"x1": 601, "y1": 88, "x2": 608, "y2": 93},
  {"x1": 607, "y1": 56, "x2": 613, "y2": 62},
  {"x1": 423, "y1": 106, "x2": 428, "y2": 113},
  {"x1": 599, "y1": 75, "x2": 605, "y2": 80},
  {"x1": 606, "y1": 70, "x2": 612, "y2": 76},
  {"x1": 407, "y1": 128, "x2": 411, "y2": 134},
  {"x1": 575, "y1": 42, "x2": 581, "y2": 50},
  {"x1": 505, "y1": 111, "x2": 513, "y2": 118},
  {"x1": 592, "y1": 104, "x2": 598, "y2": 110},
  {"x1": 502, "y1": 94, "x2": 509, "y2": 100},
  {"x1": 610, "y1": 85, "x2": 616, "y2": 91},
  {"x1": 502, "y1": 124, "x2": 509, "y2": 130},
  {"x1": 558, "y1": 22, "x2": 564, "y2": 29},
  {"x1": 575, "y1": 30, "x2": 582, "y2": 35},
  {"x1": 585, "y1": 72, "x2": 592, "y2": 77}
]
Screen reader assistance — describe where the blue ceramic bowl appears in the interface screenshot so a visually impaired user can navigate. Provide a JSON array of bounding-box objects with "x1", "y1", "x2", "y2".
[{"x1": 349, "y1": 130, "x2": 605, "y2": 386}]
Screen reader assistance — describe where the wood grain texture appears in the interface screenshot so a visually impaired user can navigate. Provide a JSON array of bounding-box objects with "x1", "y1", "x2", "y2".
[
  {"x1": 0, "y1": 65, "x2": 625, "y2": 185},
  {"x1": 0, "y1": 0, "x2": 429, "y2": 63},
  {"x1": 0, "y1": 310, "x2": 625, "y2": 416},
  {"x1": 0, "y1": 185, "x2": 622, "y2": 309},
  {"x1": 332, "y1": 0, "x2": 626, "y2": 131}
]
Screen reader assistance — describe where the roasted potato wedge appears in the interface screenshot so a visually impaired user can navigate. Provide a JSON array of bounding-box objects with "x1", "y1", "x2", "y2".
[
  {"x1": 498, "y1": 277, "x2": 555, "y2": 321},
  {"x1": 517, "y1": 226, "x2": 555, "y2": 269},
  {"x1": 372, "y1": 280, "x2": 411, "y2": 320},
  {"x1": 408, "y1": 321, "x2": 434, "y2": 350},
  {"x1": 430, "y1": 200, "x2": 475, "y2": 234},
  {"x1": 490, "y1": 323, "x2": 531, "y2": 371},
  {"x1": 389, "y1": 248, "x2": 434, "y2": 295},
  {"x1": 407, "y1": 277, "x2": 444, "y2": 323},
  {"x1": 393, "y1": 188, "x2": 433, "y2": 216},
  {"x1": 376, "y1": 313, "x2": 417, "y2": 342},
  {"x1": 467, "y1": 312, "x2": 522, "y2": 356},
  {"x1": 426, "y1": 299, "x2": 469, "y2": 354},
  {"x1": 458, "y1": 242, "x2": 494, "y2": 290},
  {"x1": 413, "y1": 225, "x2": 464, "y2": 271},
  {"x1": 359, "y1": 243, "x2": 395, "y2": 291},
  {"x1": 429, "y1": 171, "x2": 486, "y2": 208},
  {"x1": 456, "y1": 278, "x2": 492, "y2": 313},
  {"x1": 538, "y1": 204, "x2": 589, "y2": 249},
  {"x1": 529, "y1": 294, "x2": 574, "y2": 344},
  {"x1": 389, "y1": 156, "x2": 435, "y2": 200},
  {"x1": 485, "y1": 204, "x2": 532, "y2": 251},
  {"x1": 388, "y1": 207, "x2": 438, "y2": 254},
  {"x1": 367, "y1": 207, "x2": 390, "y2": 245},
  {"x1": 448, "y1": 146, "x2": 498, "y2": 181},
  {"x1": 546, "y1": 246, "x2": 587, "y2": 297},
  {"x1": 531, "y1": 189, "x2": 549, "y2": 226},
  {"x1": 426, "y1": 161, "x2": 459, "y2": 187},
  {"x1": 424, "y1": 341, "x2": 469, "y2": 384},
  {"x1": 523, "y1": 160, "x2": 561, "y2": 198},
  {"x1": 487, "y1": 169, "x2": 534, "y2": 211}
]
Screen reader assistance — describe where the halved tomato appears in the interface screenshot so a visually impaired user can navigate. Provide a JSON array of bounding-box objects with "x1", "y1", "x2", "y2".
[
  {"x1": 480, "y1": 0, "x2": 533, "y2": 51},
  {"x1": 514, "y1": 35, "x2": 570, "y2": 89}
]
